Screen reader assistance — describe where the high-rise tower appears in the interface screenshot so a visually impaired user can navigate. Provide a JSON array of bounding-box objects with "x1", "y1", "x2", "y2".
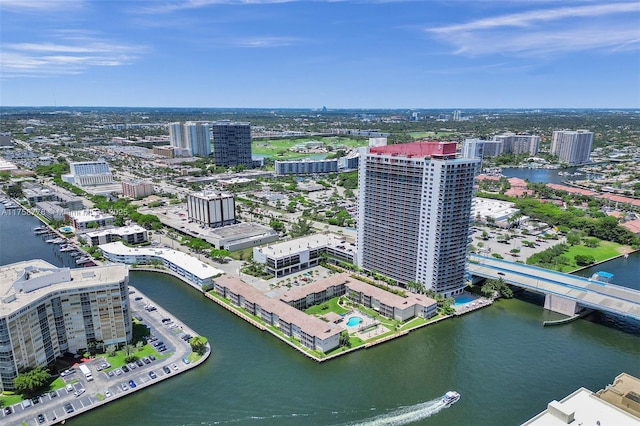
[
  {"x1": 551, "y1": 130, "x2": 594, "y2": 165},
  {"x1": 211, "y1": 121, "x2": 252, "y2": 168},
  {"x1": 356, "y1": 141, "x2": 480, "y2": 297}
]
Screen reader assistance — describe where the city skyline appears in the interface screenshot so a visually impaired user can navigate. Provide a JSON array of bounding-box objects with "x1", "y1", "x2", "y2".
[{"x1": 1, "y1": 0, "x2": 639, "y2": 109}]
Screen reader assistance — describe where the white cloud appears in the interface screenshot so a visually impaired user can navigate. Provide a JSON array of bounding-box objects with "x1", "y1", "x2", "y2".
[
  {"x1": 135, "y1": 0, "x2": 297, "y2": 14},
  {"x1": 427, "y1": 2, "x2": 640, "y2": 57},
  {"x1": 0, "y1": 35, "x2": 147, "y2": 78},
  {"x1": 0, "y1": 0, "x2": 85, "y2": 12},
  {"x1": 227, "y1": 36, "x2": 300, "y2": 47}
]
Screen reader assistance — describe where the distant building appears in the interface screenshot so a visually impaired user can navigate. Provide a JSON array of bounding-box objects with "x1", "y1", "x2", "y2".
[
  {"x1": 122, "y1": 180, "x2": 155, "y2": 199},
  {"x1": 462, "y1": 138, "x2": 485, "y2": 159},
  {"x1": 82, "y1": 225, "x2": 148, "y2": 246},
  {"x1": 66, "y1": 209, "x2": 115, "y2": 230},
  {"x1": 357, "y1": 141, "x2": 480, "y2": 297},
  {"x1": 493, "y1": 132, "x2": 540, "y2": 156},
  {"x1": 368, "y1": 137, "x2": 387, "y2": 147},
  {"x1": 186, "y1": 191, "x2": 236, "y2": 228},
  {"x1": 185, "y1": 121, "x2": 211, "y2": 156},
  {"x1": 551, "y1": 130, "x2": 594, "y2": 164},
  {"x1": 168, "y1": 122, "x2": 187, "y2": 149},
  {"x1": 61, "y1": 159, "x2": 114, "y2": 186},
  {"x1": 338, "y1": 151, "x2": 359, "y2": 170},
  {"x1": 211, "y1": 121, "x2": 252, "y2": 168},
  {"x1": 453, "y1": 110, "x2": 462, "y2": 121},
  {"x1": 153, "y1": 145, "x2": 190, "y2": 158},
  {"x1": 0, "y1": 132, "x2": 12, "y2": 146},
  {"x1": 275, "y1": 158, "x2": 338, "y2": 175},
  {"x1": 0, "y1": 261, "x2": 131, "y2": 392}
]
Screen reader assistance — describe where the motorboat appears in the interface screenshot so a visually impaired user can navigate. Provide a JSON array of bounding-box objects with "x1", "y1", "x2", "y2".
[
  {"x1": 76, "y1": 257, "x2": 92, "y2": 264},
  {"x1": 442, "y1": 391, "x2": 460, "y2": 406}
]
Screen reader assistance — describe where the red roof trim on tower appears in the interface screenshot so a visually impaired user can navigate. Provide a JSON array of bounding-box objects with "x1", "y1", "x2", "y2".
[{"x1": 370, "y1": 141, "x2": 457, "y2": 157}]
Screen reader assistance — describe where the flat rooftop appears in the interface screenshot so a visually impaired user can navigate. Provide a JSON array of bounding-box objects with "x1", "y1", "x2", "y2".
[
  {"x1": 0, "y1": 260, "x2": 128, "y2": 316},
  {"x1": 84, "y1": 225, "x2": 147, "y2": 238},
  {"x1": 522, "y1": 387, "x2": 640, "y2": 425},
  {"x1": 472, "y1": 197, "x2": 519, "y2": 220},
  {"x1": 256, "y1": 233, "x2": 356, "y2": 259},
  {"x1": 100, "y1": 242, "x2": 223, "y2": 280}
]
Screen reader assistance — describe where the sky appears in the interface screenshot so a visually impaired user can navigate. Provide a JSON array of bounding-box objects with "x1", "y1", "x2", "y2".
[{"x1": 1, "y1": 0, "x2": 639, "y2": 109}]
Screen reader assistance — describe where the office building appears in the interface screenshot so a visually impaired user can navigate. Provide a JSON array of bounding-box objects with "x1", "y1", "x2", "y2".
[
  {"x1": 211, "y1": 121, "x2": 252, "y2": 168},
  {"x1": 0, "y1": 261, "x2": 131, "y2": 392},
  {"x1": 551, "y1": 130, "x2": 594, "y2": 165},
  {"x1": 152, "y1": 145, "x2": 190, "y2": 158},
  {"x1": 61, "y1": 160, "x2": 114, "y2": 186},
  {"x1": 0, "y1": 132, "x2": 12, "y2": 146},
  {"x1": 122, "y1": 180, "x2": 155, "y2": 199},
  {"x1": 187, "y1": 191, "x2": 236, "y2": 228},
  {"x1": 356, "y1": 142, "x2": 480, "y2": 297}
]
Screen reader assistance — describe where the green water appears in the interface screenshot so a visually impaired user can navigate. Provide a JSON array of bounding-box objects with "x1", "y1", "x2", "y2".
[
  {"x1": 2, "y1": 206, "x2": 639, "y2": 425},
  {"x1": 69, "y1": 272, "x2": 640, "y2": 426}
]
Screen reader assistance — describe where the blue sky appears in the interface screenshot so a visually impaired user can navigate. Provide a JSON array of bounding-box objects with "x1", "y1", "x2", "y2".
[{"x1": 1, "y1": 0, "x2": 639, "y2": 108}]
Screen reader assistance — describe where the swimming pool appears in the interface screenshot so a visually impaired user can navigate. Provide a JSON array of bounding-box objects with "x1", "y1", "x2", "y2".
[
  {"x1": 345, "y1": 316, "x2": 362, "y2": 327},
  {"x1": 60, "y1": 226, "x2": 74, "y2": 233},
  {"x1": 454, "y1": 296, "x2": 475, "y2": 306}
]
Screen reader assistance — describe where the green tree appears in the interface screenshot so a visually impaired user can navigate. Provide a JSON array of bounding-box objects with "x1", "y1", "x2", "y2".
[
  {"x1": 339, "y1": 330, "x2": 351, "y2": 348},
  {"x1": 189, "y1": 336, "x2": 208, "y2": 355},
  {"x1": 290, "y1": 218, "x2": 313, "y2": 237},
  {"x1": 13, "y1": 366, "x2": 50, "y2": 396},
  {"x1": 106, "y1": 344, "x2": 117, "y2": 357}
]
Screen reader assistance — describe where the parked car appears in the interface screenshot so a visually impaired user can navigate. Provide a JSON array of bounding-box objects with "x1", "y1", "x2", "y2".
[
  {"x1": 73, "y1": 389, "x2": 85, "y2": 397},
  {"x1": 50, "y1": 391, "x2": 58, "y2": 398},
  {"x1": 172, "y1": 363, "x2": 179, "y2": 370},
  {"x1": 121, "y1": 365, "x2": 130, "y2": 373},
  {"x1": 128, "y1": 380, "x2": 137, "y2": 388},
  {"x1": 38, "y1": 413, "x2": 45, "y2": 424},
  {"x1": 182, "y1": 357, "x2": 190, "y2": 365},
  {"x1": 128, "y1": 362, "x2": 137, "y2": 370},
  {"x1": 4, "y1": 406, "x2": 13, "y2": 415},
  {"x1": 135, "y1": 359, "x2": 144, "y2": 367},
  {"x1": 66, "y1": 383, "x2": 74, "y2": 392},
  {"x1": 105, "y1": 390, "x2": 112, "y2": 398},
  {"x1": 120, "y1": 383, "x2": 128, "y2": 391},
  {"x1": 64, "y1": 403, "x2": 74, "y2": 414},
  {"x1": 149, "y1": 371, "x2": 157, "y2": 379},
  {"x1": 142, "y1": 357, "x2": 151, "y2": 364},
  {"x1": 149, "y1": 355, "x2": 156, "y2": 361},
  {"x1": 163, "y1": 366, "x2": 171, "y2": 374}
]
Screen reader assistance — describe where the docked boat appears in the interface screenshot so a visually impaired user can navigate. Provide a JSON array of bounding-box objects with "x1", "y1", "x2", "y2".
[
  {"x1": 76, "y1": 257, "x2": 92, "y2": 264},
  {"x1": 69, "y1": 251, "x2": 81, "y2": 257},
  {"x1": 52, "y1": 238, "x2": 67, "y2": 244},
  {"x1": 34, "y1": 226, "x2": 47, "y2": 232},
  {"x1": 46, "y1": 238, "x2": 57, "y2": 243},
  {"x1": 442, "y1": 391, "x2": 460, "y2": 406},
  {"x1": 60, "y1": 245, "x2": 76, "y2": 252}
]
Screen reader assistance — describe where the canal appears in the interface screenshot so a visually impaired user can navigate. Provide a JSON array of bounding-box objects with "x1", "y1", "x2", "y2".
[{"x1": 1, "y1": 205, "x2": 639, "y2": 426}]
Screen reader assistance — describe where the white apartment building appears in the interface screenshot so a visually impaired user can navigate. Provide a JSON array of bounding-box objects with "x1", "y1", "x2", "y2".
[
  {"x1": 185, "y1": 122, "x2": 211, "y2": 156},
  {"x1": 551, "y1": 130, "x2": 594, "y2": 165},
  {"x1": 66, "y1": 209, "x2": 115, "y2": 230},
  {"x1": 493, "y1": 132, "x2": 540, "y2": 156},
  {"x1": 356, "y1": 142, "x2": 480, "y2": 297},
  {"x1": 168, "y1": 122, "x2": 187, "y2": 149},
  {"x1": 82, "y1": 225, "x2": 148, "y2": 246},
  {"x1": 61, "y1": 159, "x2": 114, "y2": 186},
  {"x1": 0, "y1": 261, "x2": 131, "y2": 391},
  {"x1": 187, "y1": 191, "x2": 235, "y2": 228}
]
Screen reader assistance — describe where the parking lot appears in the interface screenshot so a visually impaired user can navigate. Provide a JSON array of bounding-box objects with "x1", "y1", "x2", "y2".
[{"x1": 2, "y1": 286, "x2": 208, "y2": 426}]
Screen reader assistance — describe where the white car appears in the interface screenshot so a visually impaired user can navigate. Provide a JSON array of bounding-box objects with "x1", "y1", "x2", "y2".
[
  {"x1": 104, "y1": 390, "x2": 112, "y2": 398},
  {"x1": 66, "y1": 384, "x2": 74, "y2": 392},
  {"x1": 171, "y1": 363, "x2": 178, "y2": 371}
]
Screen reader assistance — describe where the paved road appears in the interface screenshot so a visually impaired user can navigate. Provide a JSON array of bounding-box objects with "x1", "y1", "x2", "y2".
[{"x1": 2, "y1": 287, "x2": 208, "y2": 426}]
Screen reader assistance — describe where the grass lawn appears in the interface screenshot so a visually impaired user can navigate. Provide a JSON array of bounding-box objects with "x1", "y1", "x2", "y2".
[
  {"x1": 556, "y1": 240, "x2": 624, "y2": 272},
  {"x1": 252, "y1": 137, "x2": 368, "y2": 159},
  {"x1": 304, "y1": 297, "x2": 350, "y2": 316},
  {"x1": 103, "y1": 345, "x2": 164, "y2": 370},
  {"x1": 1, "y1": 393, "x2": 23, "y2": 406},
  {"x1": 409, "y1": 131, "x2": 457, "y2": 139},
  {"x1": 229, "y1": 247, "x2": 253, "y2": 261}
]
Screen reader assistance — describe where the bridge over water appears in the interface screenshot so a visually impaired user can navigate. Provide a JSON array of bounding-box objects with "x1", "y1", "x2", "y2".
[{"x1": 467, "y1": 254, "x2": 640, "y2": 320}]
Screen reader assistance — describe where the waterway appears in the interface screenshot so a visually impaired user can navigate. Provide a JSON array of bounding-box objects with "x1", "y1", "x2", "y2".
[
  {"x1": 1, "y1": 205, "x2": 639, "y2": 426},
  {"x1": 501, "y1": 166, "x2": 597, "y2": 185}
]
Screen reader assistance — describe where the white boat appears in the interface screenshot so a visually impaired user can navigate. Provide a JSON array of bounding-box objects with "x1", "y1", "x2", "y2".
[
  {"x1": 442, "y1": 391, "x2": 460, "y2": 406},
  {"x1": 46, "y1": 238, "x2": 57, "y2": 243},
  {"x1": 76, "y1": 257, "x2": 92, "y2": 264},
  {"x1": 52, "y1": 238, "x2": 67, "y2": 244},
  {"x1": 60, "y1": 245, "x2": 76, "y2": 252},
  {"x1": 69, "y1": 251, "x2": 81, "y2": 257}
]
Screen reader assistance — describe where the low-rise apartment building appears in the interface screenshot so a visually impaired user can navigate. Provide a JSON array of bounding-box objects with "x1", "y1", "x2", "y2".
[
  {"x1": 81, "y1": 225, "x2": 148, "y2": 246},
  {"x1": 99, "y1": 242, "x2": 223, "y2": 288}
]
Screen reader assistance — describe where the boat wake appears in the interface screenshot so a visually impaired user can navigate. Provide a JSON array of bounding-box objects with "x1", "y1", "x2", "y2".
[{"x1": 345, "y1": 398, "x2": 448, "y2": 426}]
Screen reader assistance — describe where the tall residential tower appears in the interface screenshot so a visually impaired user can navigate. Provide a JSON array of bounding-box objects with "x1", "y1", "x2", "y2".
[
  {"x1": 356, "y1": 141, "x2": 480, "y2": 297},
  {"x1": 551, "y1": 130, "x2": 594, "y2": 165}
]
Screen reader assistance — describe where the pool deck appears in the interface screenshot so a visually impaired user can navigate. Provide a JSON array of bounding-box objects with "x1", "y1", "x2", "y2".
[{"x1": 453, "y1": 292, "x2": 493, "y2": 316}]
